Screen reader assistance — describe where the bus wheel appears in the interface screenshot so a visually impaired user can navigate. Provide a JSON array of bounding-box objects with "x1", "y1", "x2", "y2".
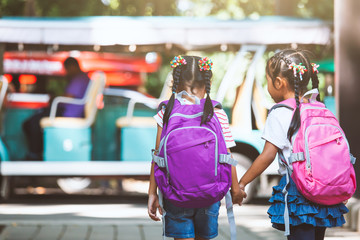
[
  {"x1": 232, "y1": 152, "x2": 258, "y2": 204},
  {"x1": 57, "y1": 177, "x2": 91, "y2": 194}
]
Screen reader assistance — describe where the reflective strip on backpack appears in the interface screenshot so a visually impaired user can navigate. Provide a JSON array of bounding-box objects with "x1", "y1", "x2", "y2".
[
  {"x1": 289, "y1": 152, "x2": 305, "y2": 164},
  {"x1": 225, "y1": 190, "x2": 237, "y2": 240},
  {"x1": 164, "y1": 126, "x2": 218, "y2": 176},
  {"x1": 158, "y1": 190, "x2": 166, "y2": 240},
  {"x1": 219, "y1": 154, "x2": 238, "y2": 166},
  {"x1": 152, "y1": 150, "x2": 166, "y2": 168},
  {"x1": 304, "y1": 124, "x2": 351, "y2": 170},
  {"x1": 283, "y1": 170, "x2": 291, "y2": 236},
  {"x1": 169, "y1": 112, "x2": 203, "y2": 119}
]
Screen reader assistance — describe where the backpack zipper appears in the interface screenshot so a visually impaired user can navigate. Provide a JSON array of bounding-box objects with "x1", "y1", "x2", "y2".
[
  {"x1": 304, "y1": 124, "x2": 350, "y2": 170},
  {"x1": 300, "y1": 106, "x2": 327, "y2": 115},
  {"x1": 169, "y1": 112, "x2": 203, "y2": 119},
  {"x1": 164, "y1": 126, "x2": 219, "y2": 181}
]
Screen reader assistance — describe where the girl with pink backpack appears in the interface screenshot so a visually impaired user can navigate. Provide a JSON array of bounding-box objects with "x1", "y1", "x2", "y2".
[
  {"x1": 238, "y1": 49, "x2": 356, "y2": 240},
  {"x1": 148, "y1": 55, "x2": 244, "y2": 240}
]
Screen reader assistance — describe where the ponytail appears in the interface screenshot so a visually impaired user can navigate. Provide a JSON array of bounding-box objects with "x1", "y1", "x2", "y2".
[
  {"x1": 287, "y1": 75, "x2": 301, "y2": 141},
  {"x1": 267, "y1": 50, "x2": 313, "y2": 141},
  {"x1": 163, "y1": 67, "x2": 181, "y2": 126},
  {"x1": 201, "y1": 70, "x2": 214, "y2": 125},
  {"x1": 164, "y1": 55, "x2": 214, "y2": 126},
  {"x1": 311, "y1": 63, "x2": 321, "y2": 101}
]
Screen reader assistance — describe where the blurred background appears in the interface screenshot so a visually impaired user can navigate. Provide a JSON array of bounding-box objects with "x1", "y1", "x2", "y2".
[
  {"x1": 0, "y1": 0, "x2": 360, "y2": 239},
  {"x1": 0, "y1": 0, "x2": 359, "y2": 228}
]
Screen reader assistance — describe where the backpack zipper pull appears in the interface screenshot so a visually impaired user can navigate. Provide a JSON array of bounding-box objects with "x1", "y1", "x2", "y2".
[
  {"x1": 336, "y1": 138, "x2": 341, "y2": 145},
  {"x1": 204, "y1": 141, "x2": 209, "y2": 149}
]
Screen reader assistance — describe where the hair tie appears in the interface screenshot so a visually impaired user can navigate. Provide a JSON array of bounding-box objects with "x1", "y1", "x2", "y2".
[
  {"x1": 311, "y1": 63, "x2": 320, "y2": 74},
  {"x1": 170, "y1": 55, "x2": 187, "y2": 68},
  {"x1": 289, "y1": 62, "x2": 307, "y2": 81},
  {"x1": 198, "y1": 57, "x2": 213, "y2": 71}
]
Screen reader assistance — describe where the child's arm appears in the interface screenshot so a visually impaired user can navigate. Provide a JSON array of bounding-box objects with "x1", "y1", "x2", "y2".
[
  {"x1": 147, "y1": 125, "x2": 163, "y2": 221},
  {"x1": 228, "y1": 150, "x2": 246, "y2": 205},
  {"x1": 238, "y1": 141, "x2": 278, "y2": 202}
]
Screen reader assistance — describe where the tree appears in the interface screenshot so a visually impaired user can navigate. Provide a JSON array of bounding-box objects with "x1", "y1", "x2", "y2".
[
  {"x1": 0, "y1": 0, "x2": 178, "y2": 17},
  {"x1": 1, "y1": 0, "x2": 333, "y2": 20},
  {"x1": 181, "y1": 0, "x2": 333, "y2": 20}
]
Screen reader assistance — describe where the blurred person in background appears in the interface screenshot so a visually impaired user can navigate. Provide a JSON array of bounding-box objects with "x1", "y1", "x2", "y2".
[{"x1": 22, "y1": 57, "x2": 90, "y2": 160}]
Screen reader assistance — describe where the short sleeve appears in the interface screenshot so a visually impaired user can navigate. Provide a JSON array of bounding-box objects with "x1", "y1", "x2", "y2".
[
  {"x1": 153, "y1": 108, "x2": 165, "y2": 128},
  {"x1": 214, "y1": 109, "x2": 236, "y2": 149},
  {"x1": 262, "y1": 108, "x2": 291, "y2": 150}
]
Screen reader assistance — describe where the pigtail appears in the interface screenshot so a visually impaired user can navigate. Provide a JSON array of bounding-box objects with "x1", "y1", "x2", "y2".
[
  {"x1": 287, "y1": 75, "x2": 301, "y2": 141},
  {"x1": 267, "y1": 50, "x2": 312, "y2": 141},
  {"x1": 311, "y1": 63, "x2": 321, "y2": 101},
  {"x1": 163, "y1": 66, "x2": 181, "y2": 126},
  {"x1": 201, "y1": 71, "x2": 214, "y2": 125}
]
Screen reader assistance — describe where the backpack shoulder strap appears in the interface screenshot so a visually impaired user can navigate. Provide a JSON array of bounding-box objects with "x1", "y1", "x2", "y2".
[
  {"x1": 211, "y1": 100, "x2": 222, "y2": 109},
  {"x1": 268, "y1": 104, "x2": 294, "y2": 115},
  {"x1": 268, "y1": 98, "x2": 296, "y2": 115},
  {"x1": 157, "y1": 100, "x2": 169, "y2": 112}
]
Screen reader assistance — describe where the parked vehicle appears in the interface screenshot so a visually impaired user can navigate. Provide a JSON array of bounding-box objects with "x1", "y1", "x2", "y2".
[{"x1": 0, "y1": 16, "x2": 332, "y2": 202}]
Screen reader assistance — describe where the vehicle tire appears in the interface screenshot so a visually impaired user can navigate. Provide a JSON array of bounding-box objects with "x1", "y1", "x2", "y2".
[
  {"x1": 232, "y1": 152, "x2": 258, "y2": 204},
  {"x1": 57, "y1": 177, "x2": 91, "y2": 194}
]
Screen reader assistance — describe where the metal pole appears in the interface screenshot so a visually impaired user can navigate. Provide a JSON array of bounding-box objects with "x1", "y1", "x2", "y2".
[{"x1": 335, "y1": 0, "x2": 360, "y2": 197}]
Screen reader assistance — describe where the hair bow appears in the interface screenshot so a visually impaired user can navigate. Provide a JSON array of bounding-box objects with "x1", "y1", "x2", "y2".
[
  {"x1": 198, "y1": 57, "x2": 213, "y2": 71},
  {"x1": 288, "y1": 62, "x2": 307, "y2": 81},
  {"x1": 311, "y1": 63, "x2": 320, "y2": 74},
  {"x1": 170, "y1": 55, "x2": 187, "y2": 68}
]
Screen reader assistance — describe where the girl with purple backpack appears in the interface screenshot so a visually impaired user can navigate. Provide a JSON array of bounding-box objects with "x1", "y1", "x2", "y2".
[
  {"x1": 237, "y1": 49, "x2": 353, "y2": 240},
  {"x1": 148, "y1": 55, "x2": 244, "y2": 240}
]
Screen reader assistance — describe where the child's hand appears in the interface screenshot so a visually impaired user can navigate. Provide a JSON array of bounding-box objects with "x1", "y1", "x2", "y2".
[
  {"x1": 238, "y1": 189, "x2": 247, "y2": 205},
  {"x1": 230, "y1": 184, "x2": 247, "y2": 206},
  {"x1": 232, "y1": 189, "x2": 247, "y2": 206},
  {"x1": 148, "y1": 193, "x2": 163, "y2": 221}
]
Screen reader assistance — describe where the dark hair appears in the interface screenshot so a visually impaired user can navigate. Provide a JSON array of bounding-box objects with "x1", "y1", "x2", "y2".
[
  {"x1": 162, "y1": 56, "x2": 214, "y2": 126},
  {"x1": 266, "y1": 49, "x2": 320, "y2": 140},
  {"x1": 63, "y1": 57, "x2": 81, "y2": 70}
]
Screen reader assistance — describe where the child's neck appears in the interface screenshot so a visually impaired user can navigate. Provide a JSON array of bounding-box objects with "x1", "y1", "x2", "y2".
[{"x1": 283, "y1": 91, "x2": 295, "y2": 101}]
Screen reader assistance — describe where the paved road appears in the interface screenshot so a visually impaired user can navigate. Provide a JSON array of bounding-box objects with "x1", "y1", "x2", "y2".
[{"x1": 0, "y1": 193, "x2": 359, "y2": 240}]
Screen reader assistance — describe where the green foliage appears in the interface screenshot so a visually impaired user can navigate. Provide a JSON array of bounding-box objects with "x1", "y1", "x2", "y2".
[
  {"x1": 0, "y1": 0, "x2": 333, "y2": 20},
  {"x1": 0, "y1": 0, "x2": 178, "y2": 17},
  {"x1": 181, "y1": 0, "x2": 333, "y2": 20},
  {"x1": 0, "y1": 0, "x2": 25, "y2": 16},
  {"x1": 298, "y1": 0, "x2": 334, "y2": 20}
]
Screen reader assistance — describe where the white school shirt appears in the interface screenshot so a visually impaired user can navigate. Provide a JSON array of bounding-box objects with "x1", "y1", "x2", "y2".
[
  {"x1": 154, "y1": 91, "x2": 236, "y2": 149},
  {"x1": 261, "y1": 107, "x2": 293, "y2": 175}
]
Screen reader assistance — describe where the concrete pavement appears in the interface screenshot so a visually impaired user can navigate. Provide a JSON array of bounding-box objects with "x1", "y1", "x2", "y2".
[{"x1": 0, "y1": 196, "x2": 359, "y2": 240}]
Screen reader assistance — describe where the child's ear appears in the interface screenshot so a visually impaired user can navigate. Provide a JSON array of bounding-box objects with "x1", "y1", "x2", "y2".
[{"x1": 274, "y1": 77, "x2": 288, "y2": 90}]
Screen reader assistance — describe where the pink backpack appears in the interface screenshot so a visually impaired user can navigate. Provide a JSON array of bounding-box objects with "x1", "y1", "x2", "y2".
[{"x1": 272, "y1": 90, "x2": 356, "y2": 205}]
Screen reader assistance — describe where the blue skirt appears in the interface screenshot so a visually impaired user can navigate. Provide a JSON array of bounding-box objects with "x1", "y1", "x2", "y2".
[{"x1": 267, "y1": 175, "x2": 349, "y2": 231}]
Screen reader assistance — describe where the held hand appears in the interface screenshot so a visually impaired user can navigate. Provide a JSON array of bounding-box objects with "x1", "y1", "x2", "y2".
[
  {"x1": 230, "y1": 189, "x2": 243, "y2": 206},
  {"x1": 238, "y1": 189, "x2": 247, "y2": 206},
  {"x1": 236, "y1": 184, "x2": 247, "y2": 206},
  {"x1": 148, "y1": 193, "x2": 163, "y2": 221},
  {"x1": 230, "y1": 184, "x2": 247, "y2": 206}
]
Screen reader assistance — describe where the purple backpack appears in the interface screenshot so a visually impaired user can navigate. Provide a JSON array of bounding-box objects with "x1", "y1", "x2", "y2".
[{"x1": 152, "y1": 98, "x2": 236, "y2": 208}]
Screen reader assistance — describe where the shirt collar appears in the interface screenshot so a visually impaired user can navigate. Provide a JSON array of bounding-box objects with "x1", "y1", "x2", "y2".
[{"x1": 175, "y1": 90, "x2": 200, "y2": 105}]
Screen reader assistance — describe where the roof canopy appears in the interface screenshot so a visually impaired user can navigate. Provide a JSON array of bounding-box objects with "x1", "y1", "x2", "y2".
[{"x1": 0, "y1": 16, "x2": 332, "y2": 51}]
